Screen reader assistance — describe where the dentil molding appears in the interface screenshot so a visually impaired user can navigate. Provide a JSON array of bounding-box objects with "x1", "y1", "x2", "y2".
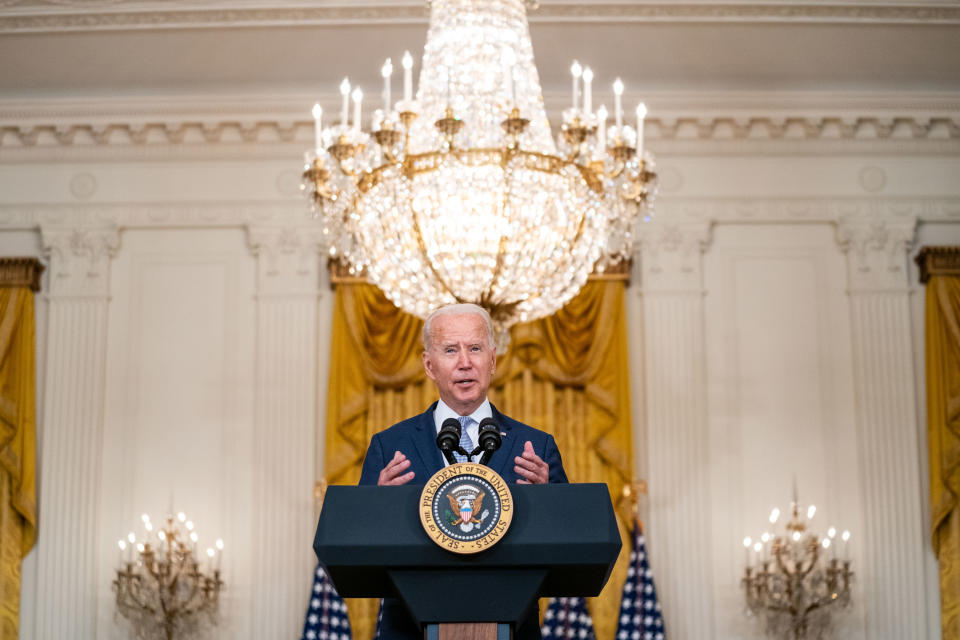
[
  {"x1": 2, "y1": 116, "x2": 957, "y2": 151},
  {"x1": 1, "y1": 2, "x2": 959, "y2": 33}
]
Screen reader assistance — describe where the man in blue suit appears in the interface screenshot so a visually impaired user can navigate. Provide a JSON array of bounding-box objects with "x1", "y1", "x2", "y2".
[{"x1": 358, "y1": 303, "x2": 567, "y2": 638}]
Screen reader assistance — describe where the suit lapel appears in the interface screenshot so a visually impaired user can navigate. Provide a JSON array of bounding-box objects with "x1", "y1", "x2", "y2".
[
  {"x1": 409, "y1": 403, "x2": 444, "y2": 478},
  {"x1": 486, "y1": 404, "x2": 516, "y2": 478}
]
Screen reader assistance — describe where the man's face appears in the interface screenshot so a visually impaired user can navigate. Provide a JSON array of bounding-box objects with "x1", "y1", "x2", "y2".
[{"x1": 422, "y1": 313, "x2": 496, "y2": 416}]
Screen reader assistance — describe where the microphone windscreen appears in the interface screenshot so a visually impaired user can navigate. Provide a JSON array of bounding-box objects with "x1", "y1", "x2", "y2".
[
  {"x1": 437, "y1": 417, "x2": 462, "y2": 452},
  {"x1": 477, "y1": 417, "x2": 501, "y2": 453},
  {"x1": 441, "y1": 418, "x2": 462, "y2": 435}
]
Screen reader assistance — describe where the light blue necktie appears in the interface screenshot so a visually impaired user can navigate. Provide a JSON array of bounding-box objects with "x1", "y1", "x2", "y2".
[{"x1": 455, "y1": 415, "x2": 474, "y2": 463}]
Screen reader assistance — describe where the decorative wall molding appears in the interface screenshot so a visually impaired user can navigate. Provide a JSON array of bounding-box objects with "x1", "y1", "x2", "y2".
[
  {"x1": 5, "y1": 90, "x2": 959, "y2": 120},
  {"x1": 2, "y1": 199, "x2": 958, "y2": 234},
  {"x1": 246, "y1": 225, "x2": 324, "y2": 297},
  {"x1": 2, "y1": 115, "x2": 957, "y2": 151},
  {"x1": 837, "y1": 215, "x2": 918, "y2": 291},
  {"x1": 1, "y1": 2, "x2": 958, "y2": 33},
  {"x1": 31, "y1": 223, "x2": 118, "y2": 638},
  {"x1": 844, "y1": 238, "x2": 927, "y2": 636},
  {"x1": 636, "y1": 221, "x2": 713, "y2": 293},
  {"x1": 0, "y1": 206, "x2": 302, "y2": 229},
  {"x1": 653, "y1": 116, "x2": 960, "y2": 141},
  {"x1": 532, "y1": 3, "x2": 960, "y2": 25},
  {"x1": 656, "y1": 198, "x2": 960, "y2": 224},
  {"x1": 247, "y1": 224, "x2": 321, "y2": 638},
  {"x1": 40, "y1": 225, "x2": 120, "y2": 297},
  {"x1": 638, "y1": 219, "x2": 713, "y2": 638}
]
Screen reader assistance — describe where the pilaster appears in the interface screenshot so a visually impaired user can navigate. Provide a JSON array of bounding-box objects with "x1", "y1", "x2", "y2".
[
  {"x1": 636, "y1": 220, "x2": 714, "y2": 640},
  {"x1": 246, "y1": 225, "x2": 323, "y2": 639},
  {"x1": 837, "y1": 213, "x2": 927, "y2": 639},
  {"x1": 33, "y1": 224, "x2": 119, "y2": 639}
]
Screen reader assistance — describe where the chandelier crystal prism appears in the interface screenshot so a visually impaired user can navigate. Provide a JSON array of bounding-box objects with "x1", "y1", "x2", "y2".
[{"x1": 303, "y1": 0, "x2": 656, "y2": 345}]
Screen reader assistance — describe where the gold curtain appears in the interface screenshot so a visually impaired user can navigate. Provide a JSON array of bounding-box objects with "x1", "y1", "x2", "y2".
[
  {"x1": 0, "y1": 259, "x2": 41, "y2": 640},
  {"x1": 921, "y1": 247, "x2": 960, "y2": 639},
  {"x1": 324, "y1": 279, "x2": 634, "y2": 640}
]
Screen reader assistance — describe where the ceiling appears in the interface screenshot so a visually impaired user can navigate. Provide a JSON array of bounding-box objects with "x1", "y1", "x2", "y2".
[{"x1": 0, "y1": 1, "x2": 958, "y2": 107}]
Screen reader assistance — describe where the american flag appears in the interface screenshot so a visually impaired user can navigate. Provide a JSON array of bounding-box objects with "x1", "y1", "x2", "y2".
[
  {"x1": 373, "y1": 599, "x2": 383, "y2": 639},
  {"x1": 616, "y1": 521, "x2": 666, "y2": 640},
  {"x1": 541, "y1": 596, "x2": 597, "y2": 639},
  {"x1": 301, "y1": 565, "x2": 352, "y2": 640}
]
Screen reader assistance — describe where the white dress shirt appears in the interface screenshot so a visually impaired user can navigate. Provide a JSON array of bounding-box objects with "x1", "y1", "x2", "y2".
[{"x1": 432, "y1": 398, "x2": 493, "y2": 466}]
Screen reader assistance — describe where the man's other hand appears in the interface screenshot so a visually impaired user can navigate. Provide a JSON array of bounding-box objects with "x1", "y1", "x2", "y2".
[
  {"x1": 378, "y1": 451, "x2": 415, "y2": 486},
  {"x1": 514, "y1": 440, "x2": 549, "y2": 484}
]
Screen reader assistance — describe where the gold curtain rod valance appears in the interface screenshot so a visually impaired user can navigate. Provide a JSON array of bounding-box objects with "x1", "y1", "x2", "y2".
[
  {"x1": 917, "y1": 246, "x2": 960, "y2": 284},
  {"x1": 326, "y1": 257, "x2": 631, "y2": 287},
  {"x1": 0, "y1": 258, "x2": 44, "y2": 292}
]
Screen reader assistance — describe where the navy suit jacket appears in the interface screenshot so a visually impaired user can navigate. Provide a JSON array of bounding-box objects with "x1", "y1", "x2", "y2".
[{"x1": 357, "y1": 402, "x2": 568, "y2": 639}]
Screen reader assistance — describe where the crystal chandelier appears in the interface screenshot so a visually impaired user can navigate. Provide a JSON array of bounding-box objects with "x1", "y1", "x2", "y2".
[
  {"x1": 742, "y1": 496, "x2": 854, "y2": 639},
  {"x1": 302, "y1": 0, "x2": 656, "y2": 346},
  {"x1": 113, "y1": 512, "x2": 224, "y2": 640}
]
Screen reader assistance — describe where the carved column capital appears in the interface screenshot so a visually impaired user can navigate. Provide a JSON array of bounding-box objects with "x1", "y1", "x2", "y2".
[
  {"x1": 635, "y1": 220, "x2": 713, "y2": 293},
  {"x1": 40, "y1": 224, "x2": 120, "y2": 298},
  {"x1": 246, "y1": 225, "x2": 324, "y2": 297},
  {"x1": 836, "y1": 214, "x2": 917, "y2": 292}
]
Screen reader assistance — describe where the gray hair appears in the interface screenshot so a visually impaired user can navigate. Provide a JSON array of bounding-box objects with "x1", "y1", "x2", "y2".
[{"x1": 422, "y1": 304, "x2": 495, "y2": 351}]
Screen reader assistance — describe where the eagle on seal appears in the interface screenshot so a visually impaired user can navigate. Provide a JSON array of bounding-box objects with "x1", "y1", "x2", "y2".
[{"x1": 448, "y1": 491, "x2": 485, "y2": 525}]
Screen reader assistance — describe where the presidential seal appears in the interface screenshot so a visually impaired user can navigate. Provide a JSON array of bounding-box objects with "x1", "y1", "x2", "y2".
[{"x1": 419, "y1": 462, "x2": 513, "y2": 554}]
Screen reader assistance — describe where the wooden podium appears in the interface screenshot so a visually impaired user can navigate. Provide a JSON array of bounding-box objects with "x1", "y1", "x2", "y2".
[{"x1": 313, "y1": 483, "x2": 622, "y2": 639}]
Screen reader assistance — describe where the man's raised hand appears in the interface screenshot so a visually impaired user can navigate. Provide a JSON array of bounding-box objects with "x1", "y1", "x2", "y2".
[
  {"x1": 378, "y1": 450, "x2": 415, "y2": 486},
  {"x1": 514, "y1": 440, "x2": 549, "y2": 484}
]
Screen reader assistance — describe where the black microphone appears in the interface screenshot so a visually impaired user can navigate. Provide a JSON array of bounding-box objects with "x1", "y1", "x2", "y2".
[
  {"x1": 476, "y1": 417, "x2": 502, "y2": 466},
  {"x1": 436, "y1": 417, "x2": 462, "y2": 465}
]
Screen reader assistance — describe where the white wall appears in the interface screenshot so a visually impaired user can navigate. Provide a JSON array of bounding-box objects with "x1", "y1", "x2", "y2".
[
  {"x1": 96, "y1": 228, "x2": 257, "y2": 637},
  {"x1": 1, "y1": 93, "x2": 958, "y2": 639},
  {"x1": 0, "y1": 149, "x2": 335, "y2": 638},
  {"x1": 702, "y1": 223, "x2": 862, "y2": 637}
]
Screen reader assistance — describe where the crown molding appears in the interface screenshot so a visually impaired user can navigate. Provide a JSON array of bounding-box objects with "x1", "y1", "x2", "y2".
[
  {"x1": 1, "y1": 116, "x2": 955, "y2": 152},
  {"x1": 7, "y1": 90, "x2": 960, "y2": 120},
  {"x1": 1, "y1": 2, "x2": 958, "y2": 33},
  {"x1": 0, "y1": 204, "x2": 301, "y2": 230},
  {"x1": 1, "y1": 93, "x2": 957, "y2": 153},
  {"x1": 0, "y1": 197, "x2": 957, "y2": 232},
  {"x1": 654, "y1": 197, "x2": 960, "y2": 224},
  {"x1": 534, "y1": 2, "x2": 960, "y2": 25}
]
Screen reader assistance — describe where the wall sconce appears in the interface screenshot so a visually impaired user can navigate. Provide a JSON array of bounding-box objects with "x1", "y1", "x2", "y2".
[
  {"x1": 113, "y1": 511, "x2": 224, "y2": 640},
  {"x1": 742, "y1": 494, "x2": 853, "y2": 639}
]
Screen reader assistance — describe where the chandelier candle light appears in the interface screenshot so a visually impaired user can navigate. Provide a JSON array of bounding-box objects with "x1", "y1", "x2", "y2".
[
  {"x1": 113, "y1": 511, "x2": 224, "y2": 640},
  {"x1": 742, "y1": 495, "x2": 853, "y2": 639},
  {"x1": 302, "y1": 0, "x2": 656, "y2": 349}
]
